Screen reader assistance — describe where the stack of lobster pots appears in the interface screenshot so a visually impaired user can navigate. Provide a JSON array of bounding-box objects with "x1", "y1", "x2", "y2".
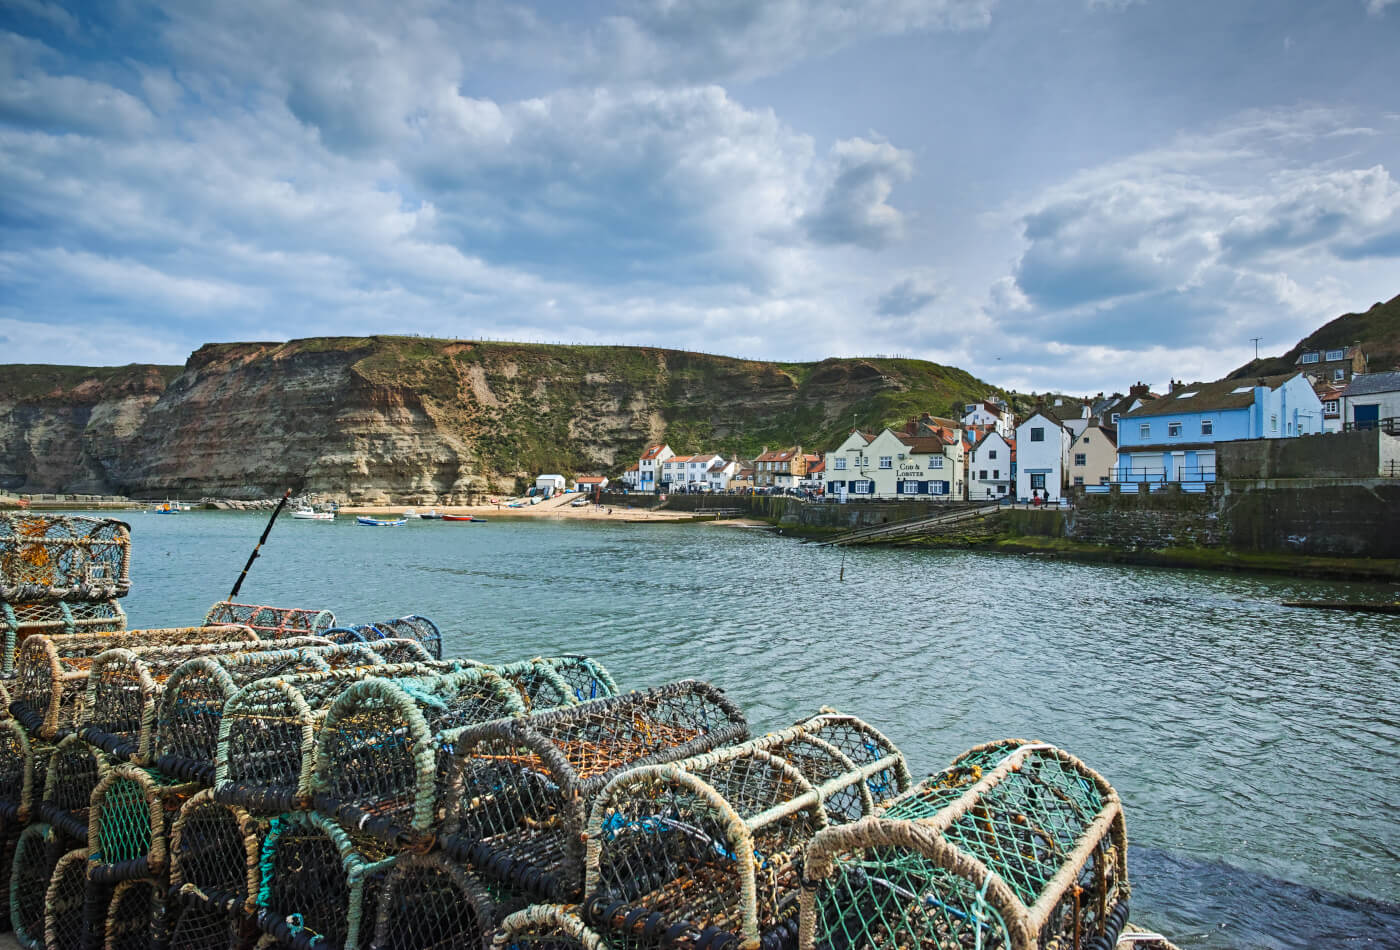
[{"x1": 0, "y1": 514, "x2": 1170, "y2": 950}]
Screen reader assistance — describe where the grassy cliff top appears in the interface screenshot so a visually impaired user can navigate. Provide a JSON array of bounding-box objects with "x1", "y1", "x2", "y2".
[
  {"x1": 0, "y1": 363, "x2": 182, "y2": 401},
  {"x1": 1228, "y1": 292, "x2": 1400, "y2": 379}
]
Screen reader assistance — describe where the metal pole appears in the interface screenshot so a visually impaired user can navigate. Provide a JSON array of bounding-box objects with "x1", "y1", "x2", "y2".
[{"x1": 229, "y1": 488, "x2": 292, "y2": 600}]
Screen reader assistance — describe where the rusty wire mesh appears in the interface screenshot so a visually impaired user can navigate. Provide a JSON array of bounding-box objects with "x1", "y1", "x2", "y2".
[
  {"x1": 0, "y1": 514, "x2": 131, "y2": 603},
  {"x1": 442, "y1": 679, "x2": 749, "y2": 903},
  {"x1": 2, "y1": 598, "x2": 126, "y2": 675}
]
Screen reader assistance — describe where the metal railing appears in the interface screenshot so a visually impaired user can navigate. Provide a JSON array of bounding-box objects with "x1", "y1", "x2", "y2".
[
  {"x1": 1110, "y1": 465, "x2": 1216, "y2": 484},
  {"x1": 1343, "y1": 416, "x2": 1400, "y2": 435}
]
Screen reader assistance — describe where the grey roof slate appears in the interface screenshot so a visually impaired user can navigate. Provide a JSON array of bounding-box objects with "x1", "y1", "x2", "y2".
[
  {"x1": 1341, "y1": 371, "x2": 1400, "y2": 397},
  {"x1": 1123, "y1": 373, "x2": 1299, "y2": 418}
]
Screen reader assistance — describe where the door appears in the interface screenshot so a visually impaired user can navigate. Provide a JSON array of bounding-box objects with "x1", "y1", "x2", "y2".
[{"x1": 1354, "y1": 403, "x2": 1379, "y2": 429}]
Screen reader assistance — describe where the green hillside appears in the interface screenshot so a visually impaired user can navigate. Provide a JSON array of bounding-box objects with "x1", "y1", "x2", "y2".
[{"x1": 1228, "y1": 292, "x2": 1400, "y2": 380}]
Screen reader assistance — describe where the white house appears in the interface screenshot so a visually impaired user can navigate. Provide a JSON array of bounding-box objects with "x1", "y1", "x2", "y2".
[
  {"x1": 620, "y1": 464, "x2": 639, "y2": 489},
  {"x1": 535, "y1": 474, "x2": 567, "y2": 495},
  {"x1": 823, "y1": 430, "x2": 873, "y2": 500},
  {"x1": 574, "y1": 476, "x2": 609, "y2": 492},
  {"x1": 968, "y1": 431, "x2": 1014, "y2": 500},
  {"x1": 823, "y1": 427, "x2": 961, "y2": 500},
  {"x1": 637, "y1": 443, "x2": 674, "y2": 492},
  {"x1": 1340, "y1": 371, "x2": 1400, "y2": 430},
  {"x1": 1015, "y1": 410, "x2": 1072, "y2": 502},
  {"x1": 706, "y1": 458, "x2": 740, "y2": 491},
  {"x1": 961, "y1": 398, "x2": 1015, "y2": 438}
]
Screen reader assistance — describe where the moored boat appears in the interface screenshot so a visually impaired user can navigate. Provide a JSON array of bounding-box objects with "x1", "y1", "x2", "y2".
[
  {"x1": 419, "y1": 509, "x2": 442, "y2": 520},
  {"x1": 442, "y1": 514, "x2": 487, "y2": 522},
  {"x1": 291, "y1": 507, "x2": 334, "y2": 521},
  {"x1": 356, "y1": 516, "x2": 406, "y2": 527}
]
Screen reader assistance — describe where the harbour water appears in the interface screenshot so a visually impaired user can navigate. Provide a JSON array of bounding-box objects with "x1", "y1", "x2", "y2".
[{"x1": 110, "y1": 511, "x2": 1398, "y2": 949}]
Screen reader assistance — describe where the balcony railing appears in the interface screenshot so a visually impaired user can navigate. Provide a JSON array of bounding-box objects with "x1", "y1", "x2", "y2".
[{"x1": 1342, "y1": 416, "x2": 1400, "y2": 435}]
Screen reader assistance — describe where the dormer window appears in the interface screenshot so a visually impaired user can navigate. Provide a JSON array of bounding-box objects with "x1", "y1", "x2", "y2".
[
  {"x1": 1301, "y1": 353, "x2": 1320, "y2": 364},
  {"x1": 1325, "y1": 348, "x2": 1345, "y2": 361}
]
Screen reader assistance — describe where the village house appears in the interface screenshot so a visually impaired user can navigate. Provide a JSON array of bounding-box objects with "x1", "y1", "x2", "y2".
[
  {"x1": 620, "y1": 463, "x2": 639, "y2": 489},
  {"x1": 1316, "y1": 381, "x2": 1347, "y2": 433},
  {"x1": 960, "y1": 397, "x2": 1015, "y2": 438},
  {"x1": 1296, "y1": 344, "x2": 1367, "y2": 387},
  {"x1": 822, "y1": 430, "x2": 874, "y2": 497},
  {"x1": 753, "y1": 446, "x2": 807, "y2": 489},
  {"x1": 706, "y1": 458, "x2": 741, "y2": 492},
  {"x1": 823, "y1": 418, "x2": 963, "y2": 500},
  {"x1": 535, "y1": 474, "x2": 567, "y2": 495},
  {"x1": 1340, "y1": 371, "x2": 1400, "y2": 431},
  {"x1": 799, "y1": 456, "x2": 825, "y2": 493},
  {"x1": 968, "y1": 430, "x2": 1015, "y2": 500},
  {"x1": 1067, "y1": 421, "x2": 1116, "y2": 489},
  {"x1": 573, "y1": 475, "x2": 609, "y2": 493},
  {"x1": 728, "y1": 467, "x2": 756, "y2": 491},
  {"x1": 636, "y1": 443, "x2": 673, "y2": 492},
  {"x1": 1015, "y1": 409, "x2": 1072, "y2": 502},
  {"x1": 1117, "y1": 373, "x2": 1323, "y2": 484}
]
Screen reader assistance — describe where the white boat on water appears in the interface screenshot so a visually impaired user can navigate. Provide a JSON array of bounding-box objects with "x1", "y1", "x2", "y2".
[
  {"x1": 401, "y1": 508, "x2": 421, "y2": 519},
  {"x1": 291, "y1": 507, "x2": 334, "y2": 521}
]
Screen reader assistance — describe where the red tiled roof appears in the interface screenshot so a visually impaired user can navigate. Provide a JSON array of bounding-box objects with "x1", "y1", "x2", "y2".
[
  {"x1": 666, "y1": 455, "x2": 694, "y2": 463},
  {"x1": 640, "y1": 443, "x2": 670, "y2": 460},
  {"x1": 754, "y1": 447, "x2": 799, "y2": 462},
  {"x1": 807, "y1": 459, "x2": 826, "y2": 473},
  {"x1": 576, "y1": 476, "x2": 607, "y2": 483},
  {"x1": 625, "y1": 463, "x2": 639, "y2": 471}
]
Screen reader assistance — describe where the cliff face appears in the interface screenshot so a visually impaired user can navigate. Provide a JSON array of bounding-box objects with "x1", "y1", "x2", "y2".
[{"x1": 0, "y1": 338, "x2": 1002, "y2": 502}]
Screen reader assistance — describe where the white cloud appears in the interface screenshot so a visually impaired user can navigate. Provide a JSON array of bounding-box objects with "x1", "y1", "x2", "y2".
[{"x1": 1365, "y1": 0, "x2": 1398, "y2": 15}]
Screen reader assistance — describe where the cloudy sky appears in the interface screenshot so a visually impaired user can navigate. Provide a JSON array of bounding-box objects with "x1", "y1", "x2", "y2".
[{"x1": 2, "y1": 0, "x2": 1398, "y2": 394}]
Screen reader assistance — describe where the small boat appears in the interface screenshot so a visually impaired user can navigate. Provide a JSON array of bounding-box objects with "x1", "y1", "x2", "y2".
[
  {"x1": 442, "y1": 514, "x2": 487, "y2": 522},
  {"x1": 291, "y1": 507, "x2": 334, "y2": 521},
  {"x1": 357, "y1": 516, "x2": 406, "y2": 527},
  {"x1": 401, "y1": 508, "x2": 420, "y2": 519},
  {"x1": 419, "y1": 509, "x2": 442, "y2": 520},
  {"x1": 149, "y1": 501, "x2": 180, "y2": 514}
]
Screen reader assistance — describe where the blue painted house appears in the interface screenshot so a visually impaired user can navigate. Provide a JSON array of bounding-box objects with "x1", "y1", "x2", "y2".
[{"x1": 1116, "y1": 372, "x2": 1323, "y2": 483}]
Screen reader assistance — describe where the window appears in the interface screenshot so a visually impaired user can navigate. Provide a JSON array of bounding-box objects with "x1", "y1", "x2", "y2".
[
  {"x1": 1271, "y1": 414, "x2": 1278, "y2": 432},
  {"x1": 979, "y1": 470, "x2": 988, "y2": 480},
  {"x1": 1201, "y1": 419, "x2": 1213, "y2": 435},
  {"x1": 928, "y1": 457, "x2": 943, "y2": 469},
  {"x1": 1073, "y1": 476, "x2": 1084, "y2": 486},
  {"x1": 1030, "y1": 427, "x2": 1045, "y2": 442},
  {"x1": 988, "y1": 449, "x2": 997, "y2": 460},
  {"x1": 1323, "y1": 400, "x2": 1338, "y2": 413},
  {"x1": 1333, "y1": 368, "x2": 1345, "y2": 382},
  {"x1": 1325, "y1": 349, "x2": 1345, "y2": 361},
  {"x1": 1301, "y1": 352, "x2": 1319, "y2": 364},
  {"x1": 900, "y1": 481, "x2": 919, "y2": 495},
  {"x1": 1168, "y1": 422, "x2": 1182, "y2": 438},
  {"x1": 834, "y1": 457, "x2": 847, "y2": 470},
  {"x1": 1030, "y1": 473, "x2": 1046, "y2": 490},
  {"x1": 879, "y1": 456, "x2": 892, "y2": 469},
  {"x1": 992, "y1": 469, "x2": 1000, "y2": 479},
  {"x1": 1099, "y1": 476, "x2": 1110, "y2": 485},
  {"x1": 853, "y1": 480, "x2": 872, "y2": 494},
  {"x1": 1111, "y1": 413, "x2": 1120, "y2": 424},
  {"x1": 1074, "y1": 453, "x2": 1086, "y2": 466},
  {"x1": 1139, "y1": 423, "x2": 1151, "y2": 438}
]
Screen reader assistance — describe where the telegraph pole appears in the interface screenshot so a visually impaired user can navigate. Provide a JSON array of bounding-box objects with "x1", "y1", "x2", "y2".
[{"x1": 1250, "y1": 337, "x2": 1262, "y2": 360}]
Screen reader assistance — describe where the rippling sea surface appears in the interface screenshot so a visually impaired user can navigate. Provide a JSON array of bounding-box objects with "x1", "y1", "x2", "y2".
[{"x1": 105, "y1": 511, "x2": 1399, "y2": 949}]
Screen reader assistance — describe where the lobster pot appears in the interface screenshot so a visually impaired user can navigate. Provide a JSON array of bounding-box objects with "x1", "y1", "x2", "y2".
[
  {"x1": 203, "y1": 601, "x2": 336, "y2": 639},
  {"x1": 162, "y1": 896, "x2": 258, "y2": 950},
  {"x1": 491, "y1": 658, "x2": 578, "y2": 712},
  {"x1": 80, "y1": 637, "x2": 335, "y2": 764},
  {"x1": 0, "y1": 818, "x2": 19, "y2": 933},
  {"x1": 543, "y1": 656, "x2": 620, "y2": 704},
  {"x1": 39, "y1": 733, "x2": 112, "y2": 841},
  {"x1": 10, "y1": 625, "x2": 259, "y2": 739},
  {"x1": 214, "y1": 663, "x2": 445, "y2": 814},
  {"x1": 798, "y1": 744, "x2": 1130, "y2": 950},
  {"x1": 44, "y1": 846, "x2": 101, "y2": 950},
  {"x1": 584, "y1": 747, "x2": 829, "y2": 950},
  {"x1": 0, "y1": 720, "x2": 51, "y2": 823},
  {"x1": 442, "y1": 680, "x2": 749, "y2": 902},
  {"x1": 493, "y1": 904, "x2": 615, "y2": 950},
  {"x1": 153, "y1": 648, "x2": 364, "y2": 784},
  {"x1": 311, "y1": 668, "x2": 527, "y2": 845},
  {"x1": 169, "y1": 790, "x2": 263, "y2": 918},
  {"x1": 358, "y1": 637, "x2": 435, "y2": 665},
  {"x1": 254, "y1": 811, "x2": 394, "y2": 950},
  {"x1": 373, "y1": 853, "x2": 510, "y2": 950},
  {"x1": 104, "y1": 877, "x2": 165, "y2": 950},
  {"x1": 743, "y1": 711, "x2": 912, "y2": 824},
  {"x1": 0, "y1": 514, "x2": 131, "y2": 603},
  {"x1": 329, "y1": 614, "x2": 443, "y2": 660},
  {"x1": 9, "y1": 822, "x2": 63, "y2": 948},
  {"x1": 87, "y1": 763, "x2": 201, "y2": 885},
  {"x1": 2, "y1": 599, "x2": 126, "y2": 675},
  {"x1": 945, "y1": 737, "x2": 1038, "y2": 774}
]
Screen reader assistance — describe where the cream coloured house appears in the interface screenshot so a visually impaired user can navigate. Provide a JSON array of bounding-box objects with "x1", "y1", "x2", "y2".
[{"x1": 1067, "y1": 422, "x2": 1117, "y2": 489}]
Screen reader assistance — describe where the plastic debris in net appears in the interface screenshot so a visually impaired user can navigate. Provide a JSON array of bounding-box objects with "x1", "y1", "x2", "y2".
[
  {"x1": 372, "y1": 852, "x2": 507, "y2": 950},
  {"x1": 0, "y1": 514, "x2": 131, "y2": 603},
  {"x1": 541, "y1": 655, "x2": 621, "y2": 704},
  {"x1": 253, "y1": 810, "x2": 395, "y2": 950},
  {"x1": 798, "y1": 742, "x2": 1130, "y2": 950},
  {"x1": 583, "y1": 745, "x2": 842, "y2": 950},
  {"x1": 9, "y1": 625, "x2": 260, "y2": 739},
  {"x1": 492, "y1": 903, "x2": 616, "y2": 950},
  {"x1": 311, "y1": 667, "x2": 528, "y2": 846},
  {"x1": 440, "y1": 679, "x2": 749, "y2": 903},
  {"x1": 87, "y1": 762, "x2": 201, "y2": 885},
  {"x1": 38, "y1": 732, "x2": 111, "y2": 842},
  {"x1": 80, "y1": 636, "x2": 337, "y2": 764},
  {"x1": 214, "y1": 663, "x2": 468, "y2": 814},
  {"x1": 203, "y1": 601, "x2": 337, "y2": 639},
  {"x1": 2, "y1": 598, "x2": 126, "y2": 675}
]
